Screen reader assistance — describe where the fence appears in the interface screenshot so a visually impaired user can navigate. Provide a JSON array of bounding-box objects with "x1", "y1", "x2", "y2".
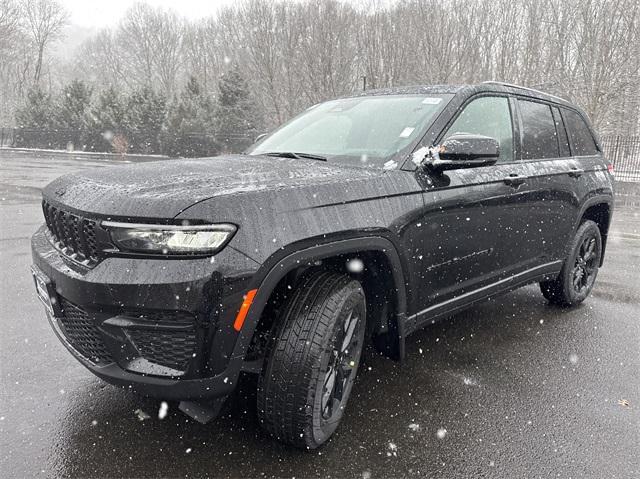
[
  {"x1": 0, "y1": 127, "x2": 255, "y2": 157},
  {"x1": 600, "y1": 136, "x2": 640, "y2": 182},
  {"x1": 0, "y1": 127, "x2": 15, "y2": 147},
  {"x1": 2, "y1": 128, "x2": 639, "y2": 182}
]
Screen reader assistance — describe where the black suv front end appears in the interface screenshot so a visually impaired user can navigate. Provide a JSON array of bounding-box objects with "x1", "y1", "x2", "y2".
[
  {"x1": 31, "y1": 198, "x2": 260, "y2": 401},
  {"x1": 29, "y1": 150, "x2": 396, "y2": 407}
]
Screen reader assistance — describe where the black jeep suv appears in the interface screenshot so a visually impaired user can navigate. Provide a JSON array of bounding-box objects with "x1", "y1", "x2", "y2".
[{"x1": 31, "y1": 82, "x2": 614, "y2": 448}]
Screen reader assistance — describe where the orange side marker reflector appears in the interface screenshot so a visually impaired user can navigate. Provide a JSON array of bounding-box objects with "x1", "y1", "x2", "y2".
[{"x1": 233, "y1": 289, "x2": 258, "y2": 332}]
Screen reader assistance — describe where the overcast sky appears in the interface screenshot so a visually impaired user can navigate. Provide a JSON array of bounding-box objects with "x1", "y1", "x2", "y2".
[{"x1": 59, "y1": 0, "x2": 238, "y2": 27}]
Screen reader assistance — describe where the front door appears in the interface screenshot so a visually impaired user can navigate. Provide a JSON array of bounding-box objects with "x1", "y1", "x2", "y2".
[{"x1": 412, "y1": 95, "x2": 530, "y2": 319}]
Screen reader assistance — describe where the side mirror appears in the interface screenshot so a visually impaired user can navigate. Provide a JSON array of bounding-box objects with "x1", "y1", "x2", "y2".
[
  {"x1": 428, "y1": 134, "x2": 499, "y2": 171},
  {"x1": 254, "y1": 133, "x2": 267, "y2": 143}
]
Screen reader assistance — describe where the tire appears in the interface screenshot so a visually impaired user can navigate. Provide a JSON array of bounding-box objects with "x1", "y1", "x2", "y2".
[
  {"x1": 257, "y1": 270, "x2": 366, "y2": 449},
  {"x1": 540, "y1": 220, "x2": 602, "y2": 306}
]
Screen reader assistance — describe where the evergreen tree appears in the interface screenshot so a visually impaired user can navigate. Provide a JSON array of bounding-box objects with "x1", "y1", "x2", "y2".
[
  {"x1": 92, "y1": 86, "x2": 126, "y2": 132},
  {"x1": 89, "y1": 86, "x2": 126, "y2": 152},
  {"x1": 15, "y1": 87, "x2": 55, "y2": 129},
  {"x1": 124, "y1": 86, "x2": 167, "y2": 154},
  {"x1": 14, "y1": 87, "x2": 56, "y2": 149},
  {"x1": 214, "y1": 66, "x2": 263, "y2": 153},
  {"x1": 56, "y1": 80, "x2": 93, "y2": 130},
  {"x1": 165, "y1": 76, "x2": 218, "y2": 157}
]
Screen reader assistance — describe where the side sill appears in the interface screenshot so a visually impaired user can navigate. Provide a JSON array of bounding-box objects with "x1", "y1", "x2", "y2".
[{"x1": 406, "y1": 260, "x2": 562, "y2": 335}]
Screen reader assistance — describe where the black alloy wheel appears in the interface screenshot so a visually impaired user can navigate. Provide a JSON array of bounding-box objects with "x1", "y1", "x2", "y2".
[{"x1": 540, "y1": 220, "x2": 602, "y2": 306}]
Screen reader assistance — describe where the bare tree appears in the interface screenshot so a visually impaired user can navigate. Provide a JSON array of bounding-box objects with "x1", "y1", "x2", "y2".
[
  {"x1": 0, "y1": 0, "x2": 31, "y2": 123},
  {"x1": 116, "y1": 3, "x2": 186, "y2": 94},
  {"x1": 3, "y1": 0, "x2": 639, "y2": 134},
  {"x1": 21, "y1": 0, "x2": 68, "y2": 83},
  {"x1": 0, "y1": 0, "x2": 22, "y2": 53},
  {"x1": 75, "y1": 28, "x2": 136, "y2": 93}
]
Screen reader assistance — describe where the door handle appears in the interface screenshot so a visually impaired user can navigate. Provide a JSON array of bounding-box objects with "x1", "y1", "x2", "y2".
[
  {"x1": 503, "y1": 174, "x2": 527, "y2": 187},
  {"x1": 568, "y1": 168, "x2": 584, "y2": 178}
]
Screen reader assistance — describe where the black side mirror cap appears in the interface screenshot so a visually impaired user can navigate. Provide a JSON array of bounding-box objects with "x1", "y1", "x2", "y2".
[{"x1": 428, "y1": 134, "x2": 500, "y2": 171}]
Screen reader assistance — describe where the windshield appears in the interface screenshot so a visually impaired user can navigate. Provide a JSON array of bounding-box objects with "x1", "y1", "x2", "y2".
[{"x1": 248, "y1": 94, "x2": 453, "y2": 168}]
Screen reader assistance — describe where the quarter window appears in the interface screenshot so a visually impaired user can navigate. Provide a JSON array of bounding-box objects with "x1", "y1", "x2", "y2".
[
  {"x1": 519, "y1": 100, "x2": 559, "y2": 160},
  {"x1": 552, "y1": 107, "x2": 571, "y2": 157},
  {"x1": 562, "y1": 109, "x2": 599, "y2": 156},
  {"x1": 444, "y1": 96, "x2": 514, "y2": 163}
]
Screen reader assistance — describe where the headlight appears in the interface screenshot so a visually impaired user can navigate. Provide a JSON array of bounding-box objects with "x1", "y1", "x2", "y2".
[{"x1": 102, "y1": 221, "x2": 236, "y2": 255}]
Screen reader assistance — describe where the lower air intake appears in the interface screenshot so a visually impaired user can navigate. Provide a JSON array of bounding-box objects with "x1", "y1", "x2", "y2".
[
  {"x1": 127, "y1": 328, "x2": 197, "y2": 372},
  {"x1": 59, "y1": 299, "x2": 113, "y2": 364}
]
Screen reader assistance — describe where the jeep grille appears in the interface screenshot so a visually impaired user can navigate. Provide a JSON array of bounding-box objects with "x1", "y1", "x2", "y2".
[{"x1": 42, "y1": 200, "x2": 101, "y2": 264}]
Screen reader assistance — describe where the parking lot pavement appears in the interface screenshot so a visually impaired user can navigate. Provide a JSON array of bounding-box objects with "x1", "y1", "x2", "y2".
[{"x1": 1, "y1": 150, "x2": 638, "y2": 478}]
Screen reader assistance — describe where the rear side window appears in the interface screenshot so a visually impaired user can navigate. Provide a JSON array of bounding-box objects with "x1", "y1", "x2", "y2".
[
  {"x1": 518, "y1": 100, "x2": 559, "y2": 160},
  {"x1": 562, "y1": 109, "x2": 599, "y2": 156},
  {"x1": 444, "y1": 96, "x2": 514, "y2": 163}
]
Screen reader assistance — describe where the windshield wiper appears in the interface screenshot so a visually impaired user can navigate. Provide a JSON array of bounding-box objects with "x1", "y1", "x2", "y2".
[{"x1": 262, "y1": 152, "x2": 327, "y2": 161}]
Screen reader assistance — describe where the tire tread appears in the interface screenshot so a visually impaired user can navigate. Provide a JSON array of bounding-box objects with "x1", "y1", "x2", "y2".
[{"x1": 257, "y1": 270, "x2": 362, "y2": 448}]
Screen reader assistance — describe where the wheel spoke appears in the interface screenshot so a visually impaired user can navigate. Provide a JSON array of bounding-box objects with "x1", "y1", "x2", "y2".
[
  {"x1": 573, "y1": 269, "x2": 583, "y2": 290},
  {"x1": 341, "y1": 312, "x2": 358, "y2": 353},
  {"x1": 321, "y1": 368, "x2": 336, "y2": 417},
  {"x1": 581, "y1": 238, "x2": 596, "y2": 263},
  {"x1": 320, "y1": 303, "x2": 363, "y2": 420},
  {"x1": 333, "y1": 365, "x2": 346, "y2": 402}
]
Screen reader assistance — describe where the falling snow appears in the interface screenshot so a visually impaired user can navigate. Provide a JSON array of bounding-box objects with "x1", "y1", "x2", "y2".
[
  {"x1": 134, "y1": 409, "x2": 150, "y2": 421},
  {"x1": 158, "y1": 401, "x2": 169, "y2": 420}
]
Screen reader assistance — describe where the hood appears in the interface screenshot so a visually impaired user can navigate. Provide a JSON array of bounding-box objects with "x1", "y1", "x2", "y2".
[{"x1": 43, "y1": 154, "x2": 384, "y2": 219}]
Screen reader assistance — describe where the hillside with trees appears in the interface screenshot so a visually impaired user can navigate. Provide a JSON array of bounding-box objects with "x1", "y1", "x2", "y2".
[{"x1": 1, "y1": 0, "x2": 639, "y2": 156}]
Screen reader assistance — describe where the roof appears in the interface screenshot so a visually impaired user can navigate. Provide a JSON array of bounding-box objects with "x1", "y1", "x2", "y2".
[
  {"x1": 478, "y1": 81, "x2": 571, "y2": 106},
  {"x1": 349, "y1": 81, "x2": 572, "y2": 107},
  {"x1": 349, "y1": 84, "x2": 464, "y2": 97}
]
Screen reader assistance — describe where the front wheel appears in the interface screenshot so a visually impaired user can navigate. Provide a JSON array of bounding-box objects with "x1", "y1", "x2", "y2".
[
  {"x1": 257, "y1": 271, "x2": 366, "y2": 449},
  {"x1": 540, "y1": 220, "x2": 602, "y2": 306}
]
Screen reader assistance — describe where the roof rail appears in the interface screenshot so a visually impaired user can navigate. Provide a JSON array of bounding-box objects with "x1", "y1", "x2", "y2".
[{"x1": 481, "y1": 81, "x2": 566, "y2": 102}]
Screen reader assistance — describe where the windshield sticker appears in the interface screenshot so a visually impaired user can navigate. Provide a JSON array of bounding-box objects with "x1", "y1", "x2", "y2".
[
  {"x1": 383, "y1": 160, "x2": 398, "y2": 170},
  {"x1": 422, "y1": 97, "x2": 442, "y2": 105},
  {"x1": 399, "y1": 127, "x2": 415, "y2": 138}
]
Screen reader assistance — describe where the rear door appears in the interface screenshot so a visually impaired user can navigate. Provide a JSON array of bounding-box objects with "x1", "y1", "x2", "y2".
[
  {"x1": 514, "y1": 99, "x2": 584, "y2": 265},
  {"x1": 561, "y1": 107, "x2": 605, "y2": 208}
]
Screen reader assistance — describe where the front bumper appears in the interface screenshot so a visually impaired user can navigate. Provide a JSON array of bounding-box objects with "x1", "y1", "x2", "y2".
[{"x1": 31, "y1": 225, "x2": 259, "y2": 400}]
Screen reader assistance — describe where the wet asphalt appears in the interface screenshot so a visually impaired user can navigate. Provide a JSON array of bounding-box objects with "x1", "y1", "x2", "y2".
[{"x1": 1, "y1": 149, "x2": 638, "y2": 478}]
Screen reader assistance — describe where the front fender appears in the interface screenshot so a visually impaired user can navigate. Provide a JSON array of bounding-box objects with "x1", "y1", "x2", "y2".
[{"x1": 230, "y1": 235, "x2": 410, "y2": 364}]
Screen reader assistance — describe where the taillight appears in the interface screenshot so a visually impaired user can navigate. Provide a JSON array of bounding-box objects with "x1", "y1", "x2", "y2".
[{"x1": 607, "y1": 163, "x2": 614, "y2": 175}]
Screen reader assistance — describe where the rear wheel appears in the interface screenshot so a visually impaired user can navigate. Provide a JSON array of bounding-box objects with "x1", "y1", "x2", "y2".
[
  {"x1": 257, "y1": 271, "x2": 366, "y2": 449},
  {"x1": 540, "y1": 220, "x2": 602, "y2": 306}
]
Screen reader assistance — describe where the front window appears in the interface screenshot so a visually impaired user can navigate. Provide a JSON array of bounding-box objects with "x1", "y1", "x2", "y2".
[
  {"x1": 443, "y1": 96, "x2": 514, "y2": 163},
  {"x1": 248, "y1": 94, "x2": 453, "y2": 168}
]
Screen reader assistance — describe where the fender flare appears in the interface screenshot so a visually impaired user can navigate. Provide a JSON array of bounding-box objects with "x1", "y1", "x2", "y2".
[
  {"x1": 232, "y1": 236, "x2": 409, "y2": 363},
  {"x1": 573, "y1": 195, "x2": 613, "y2": 231},
  {"x1": 571, "y1": 195, "x2": 614, "y2": 265}
]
